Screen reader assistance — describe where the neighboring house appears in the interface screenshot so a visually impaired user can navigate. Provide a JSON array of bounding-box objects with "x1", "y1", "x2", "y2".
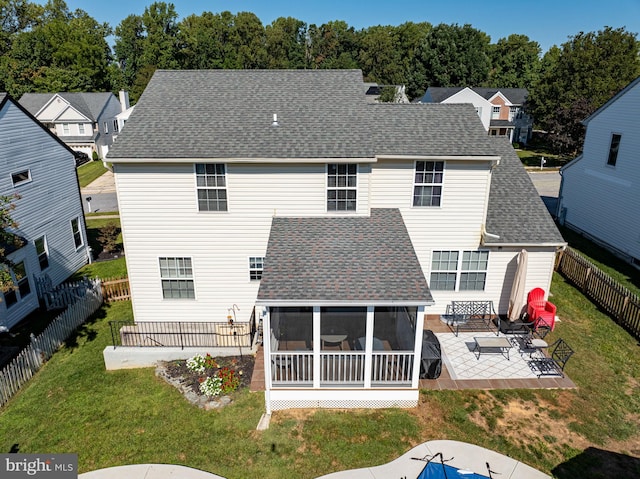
[
  {"x1": 18, "y1": 91, "x2": 130, "y2": 159},
  {"x1": 0, "y1": 94, "x2": 89, "y2": 331},
  {"x1": 421, "y1": 87, "x2": 533, "y2": 144},
  {"x1": 107, "y1": 70, "x2": 564, "y2": 411},
  {"x1": 557, "y1": 76, "x2": 640, "y2": 267},
  {"x1": 364, "y1": 82, "x2": 410, "y2": 103}
]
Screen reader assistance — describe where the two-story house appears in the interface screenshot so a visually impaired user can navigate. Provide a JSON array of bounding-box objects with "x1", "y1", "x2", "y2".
[
  {"x1": 0, "y1": 94, "x2": 89, "y2": 331},
  {"x1": 18, "y1": 91, "x2": 129, "y2": 160},
  {"x1": 558, "y1": 76, "x2": 640, "y2": 267},
  {"x1": 421, "y1": 87, "x2": 533, "y2": 145},
  {"x1": 106, "y1": 70, "x2": 564, "y2": 411}
]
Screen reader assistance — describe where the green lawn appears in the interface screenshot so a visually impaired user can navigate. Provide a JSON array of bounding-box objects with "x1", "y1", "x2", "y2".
[
  {"x1": 517, "y1": 148, "x2": 571, "y2": 169},
  {"x1": 1, "y1": 272, "x2": 639, "y2": 478},
  {"x1": 77, "y1": 161, "x2": 108, "y2": 188}
]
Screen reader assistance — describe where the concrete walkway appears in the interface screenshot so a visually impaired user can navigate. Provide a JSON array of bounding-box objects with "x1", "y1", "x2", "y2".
[
  {"x1": 82, "y1": 169, "x2": 116, "y2": 194},
  {"x1": 79, "y1": 441, "x2": 551, "y2": 479}
]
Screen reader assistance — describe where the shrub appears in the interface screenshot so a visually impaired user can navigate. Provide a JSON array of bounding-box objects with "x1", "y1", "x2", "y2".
[{"x1": 92, "y1": 151, "x2": 99, "y2": 161}]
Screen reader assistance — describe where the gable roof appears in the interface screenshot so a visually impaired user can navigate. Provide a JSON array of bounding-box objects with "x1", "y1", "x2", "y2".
[
  {"x1": 423, "y1": 87, "x2": 528, "y2": 105},
  {"x1": 107, "y1": 69, "x2": 498, "y2": 160},
  {"x1": 19, "y1": 92, "x2": 116, "y2": 121},
  {"x1": 485, "y1": 137, "x2": 565, "y2": 245},
  {"x1": 256, "y1": 208, "x2": 433, "y2": 305},
  {"x1": 0, "y1": 92, "x2": 77, "y2": 157}
]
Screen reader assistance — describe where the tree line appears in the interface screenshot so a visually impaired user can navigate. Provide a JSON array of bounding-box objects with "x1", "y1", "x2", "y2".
[{"x1": 1, "y1": 0, "x2": 639, "y2": 154}]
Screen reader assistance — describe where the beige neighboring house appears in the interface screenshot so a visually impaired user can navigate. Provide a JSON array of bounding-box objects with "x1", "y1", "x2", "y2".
[{"x1": 19, "y1": 91, "x2": 130, "y2": 159}]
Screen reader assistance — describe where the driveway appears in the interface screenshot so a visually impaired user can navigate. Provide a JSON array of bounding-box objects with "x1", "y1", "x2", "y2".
[{"x1": 528, "y1": 170, "x2": 560, "y2": 216}]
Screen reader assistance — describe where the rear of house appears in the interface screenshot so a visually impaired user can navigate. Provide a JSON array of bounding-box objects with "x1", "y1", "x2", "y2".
[
  {"x1": 107, "y1": 70, "x2": 564, "y2": 410},
  {"x1": 0, "y1": 94, "x2": 89, "y2": 330}
]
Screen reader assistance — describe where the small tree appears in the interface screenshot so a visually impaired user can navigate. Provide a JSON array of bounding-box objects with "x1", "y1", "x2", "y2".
[
  {"x1": 0, "y1": 194, "x2": 23, "y2": 290},
  {"x1": 96, "y1": 222, "x2": 121, "y2": 253}
]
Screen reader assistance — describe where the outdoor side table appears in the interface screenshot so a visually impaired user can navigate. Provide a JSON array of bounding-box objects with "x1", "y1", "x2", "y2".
[{"x1": 473, "y1": 336, "x2": 512, "y2": 360}]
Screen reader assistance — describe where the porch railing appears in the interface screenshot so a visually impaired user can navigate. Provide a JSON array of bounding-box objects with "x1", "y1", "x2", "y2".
[
  {"x1": 270, "y1": 351, "x2": 414, "y2": 386},
  {"x1": 108, "y1": 320, "x2": 255, "y2": 350}
]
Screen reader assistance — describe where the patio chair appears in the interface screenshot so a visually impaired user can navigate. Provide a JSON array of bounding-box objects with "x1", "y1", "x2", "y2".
[
  {"x1": 526, "y1": 287, "x2": 557, "y2": 330},
  {"x1": 528, "y1": 338, "x2": 574, "y2": 378},
  {"x1": 521, "y1": 317, "x2": 552, "y2": 358}
]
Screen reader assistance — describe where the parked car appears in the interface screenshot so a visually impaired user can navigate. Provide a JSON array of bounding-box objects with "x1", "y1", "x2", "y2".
[{"x1": 74, "y1": 151, "x2": 90, "y2": 167}]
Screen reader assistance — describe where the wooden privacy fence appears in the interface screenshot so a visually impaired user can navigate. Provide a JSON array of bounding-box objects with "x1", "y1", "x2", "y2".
[
  {"x1": 0, "y1": 281, "x2": 103, "y2": 407},
  {"x1": 101, "y1": 276, "x2": 130, "y2": 302},
  {"x1": 556, "y1": 247, "x2": 640, "y2": 340}
]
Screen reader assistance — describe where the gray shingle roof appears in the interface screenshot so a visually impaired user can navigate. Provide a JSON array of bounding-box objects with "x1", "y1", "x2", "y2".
[
  {"x1": 422, "y1": 87, "x2": 528, "y2": 105},
  {"x1": 18, "y1": 92, "x2": 115, "y2": 121},
  {"x1": 107, "y1": 69, "x2": 498, "y2": 159},
  {"x1": 257, "y1": 208, "x2": 433, "y2": 304},
  {"x1": 485, "y1": 137, "x2": 565, "y2": 245}
]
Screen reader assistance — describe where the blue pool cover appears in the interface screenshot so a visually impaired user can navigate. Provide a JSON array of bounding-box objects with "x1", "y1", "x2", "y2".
[{"x1": 417, "y1": 461, "x2": 490, "y2": 479}]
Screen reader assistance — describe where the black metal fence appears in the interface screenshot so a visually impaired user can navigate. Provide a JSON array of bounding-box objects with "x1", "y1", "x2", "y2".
[{"x1": 108, "y1": 320, "x2": 256, "y2": 350}]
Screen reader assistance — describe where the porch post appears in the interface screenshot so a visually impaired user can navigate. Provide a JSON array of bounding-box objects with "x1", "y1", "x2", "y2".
[
  {"x1": 262, "y1": 307, "x2": 273, "y2": 414},
  {"x1": 313, "y1": 306, "x2": 321, "y2": 388},
  {"x1": 411, "y1": 306, "x2": 425, "y2": 389},
  {"x1": 363, "y1": 306, "x2": 374, "y2": 388}
]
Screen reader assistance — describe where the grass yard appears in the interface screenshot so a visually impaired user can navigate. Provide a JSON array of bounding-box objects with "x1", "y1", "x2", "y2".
[
  {"x1": 1, "y1": 271, "x2": 639, "y2": 478},
  {"x1": 77, "y1": 161, "x2": 108, "y2": 188},
  {"x1": 517, "y1": 148, "x2": 571, "y2": 169}
]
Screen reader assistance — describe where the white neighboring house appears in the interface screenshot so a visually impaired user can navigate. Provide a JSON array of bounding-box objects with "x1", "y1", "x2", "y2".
[
  {"x1": 18, "y1": 91, "x2": 130, "y2": 159},
  {"x1": 0, "y1": 94, "x2": 89, "y2": 331},
  {"x1": 558, "y1": 76, "x2": 640, "y2": 267},
  {"x1": 421, "y1": 87, "x2": 533, "y2": 145},
  {"x1": 106, "y1": 70, "x2": 564, "y2": 411}
]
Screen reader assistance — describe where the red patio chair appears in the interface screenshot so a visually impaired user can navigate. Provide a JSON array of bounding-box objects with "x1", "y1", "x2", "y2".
[{"x1": 526, "y1": 287, "x2": 556, "y2": 330}]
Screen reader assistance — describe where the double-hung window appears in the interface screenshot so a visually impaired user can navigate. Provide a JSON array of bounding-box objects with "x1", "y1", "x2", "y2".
[
  {"x1": 430, "y1": 250, "x2": 489, "y2": 291},
  {"x1": 327, "y1": 164, "x2": 357, "y2": 211},
  {"x1": 249, "y1": 257, "x2": 264, "y2": 280},
  {"x1": 413, "y1": 161, "x2": 443, "y2": 207},
  {"x1": 3, "y1": 261, "x2": 30, "y2": 307},
  {"x1": 62, "y1": 123, "x2": 70, "y2": 135},
  {"x1": 607, "y1": 133, "x2": 621, "y2": 166},
  {"x1": 196, "y1": 163, "x2": 227, "y2": 211},
  {"x1": 159, "y1": 257, "x2": 195, "y2": 299},
  {"x1": 71, "y1": 217, "x2": 83, "y2": 249},
  {"x1": 491, "y1": 106, "x2": 501, "y2": 119},
  {"x1": 78, "y1": 123, "x2": 85, "y2": 135},
  {"x1": 35, "y1": 236, "x2": 49, "y2": 270}
]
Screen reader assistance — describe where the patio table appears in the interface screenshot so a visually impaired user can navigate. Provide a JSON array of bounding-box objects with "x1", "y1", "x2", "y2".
[{"x1": 473, "y1": 336, "x2": 512, "y2": 360}]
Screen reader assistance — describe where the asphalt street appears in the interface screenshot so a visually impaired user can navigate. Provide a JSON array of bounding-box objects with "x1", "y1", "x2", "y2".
[{"x1": 527, "y1": 170, "x2": 561, "y2": 215}]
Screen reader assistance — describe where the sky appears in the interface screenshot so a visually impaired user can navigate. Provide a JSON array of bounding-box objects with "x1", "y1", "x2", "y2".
[{"x1": 41, "y1": 0, "x2": 640, "y2": 54}]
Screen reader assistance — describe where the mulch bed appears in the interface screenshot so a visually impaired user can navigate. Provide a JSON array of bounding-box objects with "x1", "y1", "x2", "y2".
[{"x1": 165, "y1": 355, "x2": 254, "y2": 392}]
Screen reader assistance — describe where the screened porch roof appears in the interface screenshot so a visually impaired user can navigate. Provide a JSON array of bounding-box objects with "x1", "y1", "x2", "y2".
[{"x1": 256, "y1": 208, "x2": 433, "y2": 306}]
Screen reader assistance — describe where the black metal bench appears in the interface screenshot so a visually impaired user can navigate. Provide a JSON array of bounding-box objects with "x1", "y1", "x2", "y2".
[
  {"x1": 444, "y1": 301, "x2": 499, "y2": 337},
  {"x1": 528, "y1": 338, "x2": 574, "y2": 378}
]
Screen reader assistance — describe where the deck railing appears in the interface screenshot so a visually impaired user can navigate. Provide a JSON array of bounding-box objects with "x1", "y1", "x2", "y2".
[{"x1": 270, "y1": 351, "x2": 414, "y2": 386}]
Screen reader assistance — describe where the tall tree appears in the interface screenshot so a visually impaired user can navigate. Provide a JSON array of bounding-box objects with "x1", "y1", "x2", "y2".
[
  {"x1": 140, "y1": 1, "x2": 179, "y2": 69},
  {"x1": 230, "y1": 11, "x2": 267, "y2": 69},
  {"x1": 114, "y1": 14, "x2": 145, "y2": 88},
  {"x1": 307, "y1": 20, "x2": 359, "y2": 69},
  {"x1": 412, "y1": 23, "x2": 491, "y2": 95},
  {"x1": 358, "y1": 25, "x2": 405, "y2": 84},
  {"x1": 487, "y1": 34, "x2": 541, "y2": 88},
  {"x1": 530, "y1": 27, "x2": 640, "y2": 153},
  {"x1": 265, "y1": 16, "x2": 306, "y2": 69}
]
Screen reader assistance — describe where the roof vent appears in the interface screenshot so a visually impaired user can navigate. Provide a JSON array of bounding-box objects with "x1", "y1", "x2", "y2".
[{"x1": 271, "y1": 113, "x2": 279, "y2": 127}]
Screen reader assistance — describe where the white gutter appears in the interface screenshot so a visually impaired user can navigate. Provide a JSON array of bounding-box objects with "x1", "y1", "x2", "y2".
[
  {"x1": 255, "y1": 299, "x2": 435, "y2": 307},
  {"x1": 106, "y1": 157, "x2": 378, "y2": 164}
]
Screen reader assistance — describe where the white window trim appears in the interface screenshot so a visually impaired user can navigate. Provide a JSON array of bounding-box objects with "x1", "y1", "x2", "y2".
[
  {"x1": 62, "y1": 123, "x2": 70, "y2": 135},
  {"x1": 158, "y1": 256, "x2": 196, "y2": 300},
  {"x1": 35, "y1": 235, "x2": 49, "y2": 271},
  {"x1": 412, "y1": 160, "x2": 444, "y2": 208},
  {"x1": 78, "y1": 123, "x2": 86, "y2": 135},
  {"x1": 194, "y1": 163, "x2": 229, "y2": 212},
  {"x1": 430, "y1": 250, "x2": 489, "y2": 291},
  {"x1": 103, "y1": 121, "x2": 109, "y2": 134},
  {"x1": 249, "y1": 256, "x2": 265, "y2": 281},
  {"x1": 71, "y1": 217, "x2": 83, "y2": 250},
  {"x1": 11, "y1": 169, "x2": 32, "y2": 187},
  {"x1": 326, "y1": 163, "x2": 358, "y2": 213},
  {"x1": 3, "y1": 260, "x2": 31, "y2": 307}
]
